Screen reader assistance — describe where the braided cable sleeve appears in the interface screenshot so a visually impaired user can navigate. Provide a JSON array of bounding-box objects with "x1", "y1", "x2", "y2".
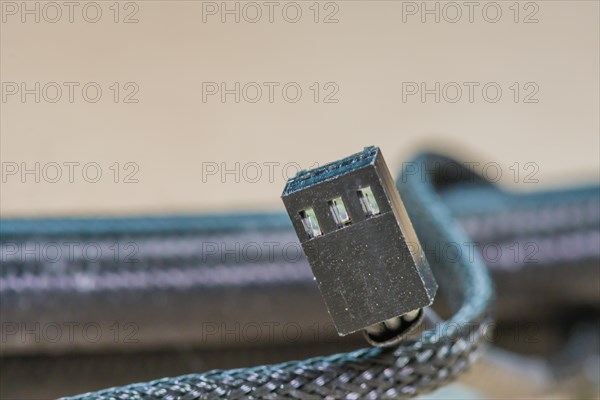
[{"x1": 64, "y1": 155, "x2": 494, "y2": 400}]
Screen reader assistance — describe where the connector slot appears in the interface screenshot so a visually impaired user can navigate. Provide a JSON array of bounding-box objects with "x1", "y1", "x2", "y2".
[
  {"x1": 328, "y1": 197, "x2": 352, "y2": 228},
  {"x1": 357, "y1": 186, "x2": 380, "y2": 217},
  {"x1": 299, "y1": 208, "x2": 322, "y2": 238}
]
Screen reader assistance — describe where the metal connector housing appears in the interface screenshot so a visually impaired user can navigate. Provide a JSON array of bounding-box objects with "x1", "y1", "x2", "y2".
[{"x1": 282, "y1": 146, "x2": 437, "y2": 335}]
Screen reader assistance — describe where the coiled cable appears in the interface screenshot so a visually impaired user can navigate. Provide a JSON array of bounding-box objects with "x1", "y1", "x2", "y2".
[{"x1": 65, "y1": 155, "x2": 494, "y2": 399}]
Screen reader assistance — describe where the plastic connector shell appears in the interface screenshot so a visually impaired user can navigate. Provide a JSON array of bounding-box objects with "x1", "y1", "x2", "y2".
[{"x1": 282, "y1": 146, "x2": 437, "y2": 335}]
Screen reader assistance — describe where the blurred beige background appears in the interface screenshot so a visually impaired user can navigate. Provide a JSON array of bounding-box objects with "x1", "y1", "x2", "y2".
[{"x1": 1, "y1": 0, "x2": 598, "y2": 217}]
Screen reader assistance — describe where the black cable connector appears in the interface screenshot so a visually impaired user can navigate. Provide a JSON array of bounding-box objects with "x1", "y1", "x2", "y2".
[{"x1": 282, "y1": 146, "x2": 438, "y2": 347}]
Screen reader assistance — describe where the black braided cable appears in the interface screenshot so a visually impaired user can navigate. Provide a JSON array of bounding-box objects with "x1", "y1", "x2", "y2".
[{"x1": 64, "y1": 155, "x2": 494, "y2": 399}]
